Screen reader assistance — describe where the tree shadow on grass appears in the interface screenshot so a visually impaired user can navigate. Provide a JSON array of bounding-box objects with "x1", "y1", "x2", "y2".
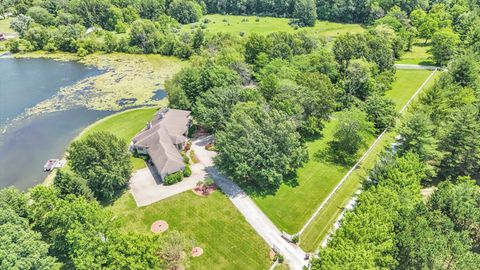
[
  {"x1": 313, "y1": 143, "x2": 356, "y2": 168},
  {"x1": 241, "y1": 171, "x2": 300, "y2": 198}
]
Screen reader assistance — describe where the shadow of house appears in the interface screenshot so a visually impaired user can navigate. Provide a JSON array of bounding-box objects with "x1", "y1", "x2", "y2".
[{"x1": 131, "y1": 108, "x2": 191, "y2": 181}]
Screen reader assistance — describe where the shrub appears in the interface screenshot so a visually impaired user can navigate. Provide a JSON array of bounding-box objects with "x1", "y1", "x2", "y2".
[
  {"x1": 183, "y1": 165, "x2": 192, "y2": 177},
  {"x1": 164, "y1": 171, "x2": 184, "y2": 185},
  {"x1": 291, "y1": 234, "x2": 299, "y2": 244},
  {"x1": 181, "y1": 151, "x2": 189, "y2": 164},
  {"x1": 239, "y1": 31, "x2": 245, "y2": 37},
  {"x1": 273, "y1": 253, "x2": 284, "y2": 263}
]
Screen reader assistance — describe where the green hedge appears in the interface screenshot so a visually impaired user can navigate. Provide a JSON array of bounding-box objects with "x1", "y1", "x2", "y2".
[{"x1": 164, "y1": 171, "x2": 184, "y2": 185}]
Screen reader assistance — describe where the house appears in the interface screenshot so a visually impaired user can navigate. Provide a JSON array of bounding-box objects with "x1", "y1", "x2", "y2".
[{"x1": 131, "y1": 108, "x2": 191, "y2": 180}]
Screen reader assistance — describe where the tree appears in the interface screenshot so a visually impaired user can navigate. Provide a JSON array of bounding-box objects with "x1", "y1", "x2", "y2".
[
  {"x1": 137, "y1": 0, "x2": 166, "y2": 20},
  {"x1": 0, "y1": 187, "x2": 29, "y2": 219},
  {"x1": 215, "y1": 102, "x2": 308, "y2": 192},
  {"x1": 67, "y1": 132, "x2": 132, "y2": 201},
  {"x1": 244, "y1": 33, "x2": 271, "y2": 64},
  {"x1": 429, "y1": 177, "x2": 480, "y2": 247},
  {"x1": 449, "y1": 54, "x2": 479, "y2": 88},
  {"x1": 129, "y1": 19, "x2": 163, "y2": 53},
  {"x1": 398, "y1": 111, "x2": 442, "y2": 177},
  {"x1": 0, "y1": 223, "x2": 58, "y2": 270},
  {"x1": 342, "y1": 59, "x2": 376, "y2": 101},
  {"x1": 158, "y1": 231, "x2": 190, "y2": 270},
  {"x1": 26, "y1": 6, "x2": 55, "y2": 26},
  {"x1": 10, "y1": 14, "x2": 33, "y2": 36},
  {"x1": 23, "y1": 25, "x2": 49, "y2": 50},
  {"x1": 293, "y1": 0, "x2": 317, "y2": 27},
  {"x1": 430, "y1": 28, "x2": 461, "y2": 66},
  {"x1": 193, "y1": 86, "x2": 259, "y2": 131},
  {"x1": 363, "y1": 94, "x2": 398, "y2": 131},
  {"x1": 328, "y1": 108, "x2": 375, "y2": 164},
  {"x1": 395, "y1": 205, "x2": 480, "y2": 270},
  {"x1": 54, "y1": 169, "x2": 93, "y2": 200},
  {"x1": 439, "y1": 105, "x2": 480, "y2": 181},
  {"x1": 410, "y1": 9, "x2": 439, "y2": 43},
  {"x1": 295, "y1": 73, "x2": 338, "y2": 137},
  {"x1": 168, "y1": 0, "x2": 202, "y2": 24}
]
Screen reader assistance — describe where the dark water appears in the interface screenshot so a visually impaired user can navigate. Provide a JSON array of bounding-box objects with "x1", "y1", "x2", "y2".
[
  {"x1": 0, "y1": 58, "x2": 110, "y2": 190},
  {"x1": 0, "y1": 58, "x2": 101, "y2": 126}
]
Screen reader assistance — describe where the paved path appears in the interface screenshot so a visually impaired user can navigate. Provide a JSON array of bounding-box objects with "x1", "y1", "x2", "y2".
[
  {"x1": 394, "y1": 63, "x2": 439, "y2": 70},
  {"x1": 192, "y1": 136, "x2": 308, "y2": 270}
]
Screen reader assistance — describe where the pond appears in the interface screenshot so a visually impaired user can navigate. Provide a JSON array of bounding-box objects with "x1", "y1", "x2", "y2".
[{"x1": 0, "y1": 58, "x2": 111, "y2": 190}]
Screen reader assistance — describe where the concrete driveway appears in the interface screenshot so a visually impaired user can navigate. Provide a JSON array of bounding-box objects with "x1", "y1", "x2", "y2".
[{"x1": 130, "y1": 140, "x2": 209, "y2": 206}]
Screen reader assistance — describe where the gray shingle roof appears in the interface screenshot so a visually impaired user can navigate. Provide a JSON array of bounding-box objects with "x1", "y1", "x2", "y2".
[{"x1": 132, "y1": 108, "x2": 191, "y2": 175}]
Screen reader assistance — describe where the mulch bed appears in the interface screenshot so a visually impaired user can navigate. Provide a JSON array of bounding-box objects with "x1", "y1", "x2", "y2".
[
  {"x1": 191, "y1": 247, "x2": 204, "y2": 257},
  {"x1": 192, "y1": 184, "x2": 217, "y2": 197},
  {"x1": 151, "y1": 220, "x2": 169, "y2": 233},
  {"x1": 269, "y1": 249, "x2": 276, "y2": 260}
]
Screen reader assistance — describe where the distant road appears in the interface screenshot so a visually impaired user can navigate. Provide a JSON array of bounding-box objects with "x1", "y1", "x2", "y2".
[{"x1": 394, "y1": 63, "x2": 440, "y2": 70}]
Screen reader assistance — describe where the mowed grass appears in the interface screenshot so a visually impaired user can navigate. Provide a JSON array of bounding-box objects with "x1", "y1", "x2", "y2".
[
  {"x1": 0, "y1": 18, "x2": 12, "y2": 33},
  {"x1": 79, "y1": 107, "x2": 158, "y2": 170},
  {"x1": 182, "y1": 14, "x2": 364, "y2": 38},
  {"x1": 395, "y1": 43, "x2": 434, "y2": 65},
  {"x1": 109, "y1": 191, "x2": 272, "y2": 270},
  {"x1": 299, "y1": 70, "x2": 440, "y2": 251},
  {"x1": 253, "y1": 69, "x2": 436, "y2": 237},
  {"x1": 386, "y1": 69, "x2": 434, "y2": 111}
]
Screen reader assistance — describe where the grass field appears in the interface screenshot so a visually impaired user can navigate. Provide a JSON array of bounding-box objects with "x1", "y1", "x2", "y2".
[
  {"x1": 395, "y1": 43, "x2": 434, "y2": 65},
  {"x1": 253, "y1": 69, "x2": 436, "y2": 240},
  {"x1": 0, "y1": 18, "x2": 12, "y2": 33},
  {"x1": 182, "y1": 14, "x2": 364, "y2": 39},
  {"x1": 109, "y1": 191, "x2": 272, "y2": 270},
  {"x1": 298, "y1": 70, "x2": 440, "y2": 251}
]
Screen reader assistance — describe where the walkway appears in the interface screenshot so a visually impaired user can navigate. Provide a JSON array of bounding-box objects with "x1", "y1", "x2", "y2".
[{"x1": 192, "y1": 136, "x2": 308, "y2": 270}]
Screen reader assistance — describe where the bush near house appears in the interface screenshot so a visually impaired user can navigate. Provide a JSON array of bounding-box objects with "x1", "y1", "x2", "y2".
[
  {"x1": 164, "y1": 171, "x2": 184, "y2": 185},
  {"x1": 183, "y1": 165, "x2": 192, "y2": 177}
]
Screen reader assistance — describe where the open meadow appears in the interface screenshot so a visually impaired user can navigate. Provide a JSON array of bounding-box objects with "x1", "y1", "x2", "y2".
[{"x1": 182, "y1": 14, "x2": 364, "y2": 39}]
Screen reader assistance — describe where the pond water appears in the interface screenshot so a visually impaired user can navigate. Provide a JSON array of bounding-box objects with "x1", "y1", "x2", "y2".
[{"x1": 0, "y1": 58, "x2": 111, "y2": 190}]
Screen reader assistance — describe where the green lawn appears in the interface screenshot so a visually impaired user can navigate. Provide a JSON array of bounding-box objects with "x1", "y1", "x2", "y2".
[
  {"x1": 182, "y1": 14, "x2": 364, "y2": 39},
  {"x1": 79, "y1": 107, "x2": 158, "y2": 170},
  {"x1": 109, "y1": 191, "x2": 272, "y2": 270},
  {"x1": 395, "y1": 43, "x2": 434, "y2": 65},
  {"x1": 253, "y1": 69, "x2": 437, "y2": 239},
  {"x1": 298, "y1": 70, "x2": 440, "y2": 251},
  {"x1": 0, "y1": 18, "x2": 12, "y2": 33},
  {"x1": 386, "y1": 69, "x2": 434, "y2": 111}
]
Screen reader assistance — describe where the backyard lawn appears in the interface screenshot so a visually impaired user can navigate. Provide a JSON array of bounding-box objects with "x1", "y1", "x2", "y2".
[
  {"x1": 182, "y1": 14, "x2": 364, "y2": 38},
  {"x1": 79, "y1": 107, "x2": 158, "y2": 170},
  {"x1": 253, "y1": 69, "x2": 438, "y2": 241},
  {"x1": 109, "y1": 191, "x2": 272, "y2": 270}
]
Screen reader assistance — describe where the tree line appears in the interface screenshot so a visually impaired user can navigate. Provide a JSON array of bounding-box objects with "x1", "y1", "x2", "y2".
[{"x1": 310, "y1": 22, "x2": 480, "y2": 270}]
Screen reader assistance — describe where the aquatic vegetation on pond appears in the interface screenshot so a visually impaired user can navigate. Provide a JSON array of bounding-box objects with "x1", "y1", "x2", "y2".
[{"x1": 15, "y1": 52, "x2": 187, "y2": 118}]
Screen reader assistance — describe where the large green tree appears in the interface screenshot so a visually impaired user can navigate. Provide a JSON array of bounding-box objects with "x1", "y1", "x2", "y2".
[
  {"x1": 68, "y1": 132, "x2": 132, "y2": 202},
  {"x1": 328, "y1": 108, "x2": 375, "y2": 164},
  {"x1": 215, "y1": 102, "x2": 308, "y2": 191},
  {"x1": 293, "y1": 0, "x2": 317, "y2": 27}
]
